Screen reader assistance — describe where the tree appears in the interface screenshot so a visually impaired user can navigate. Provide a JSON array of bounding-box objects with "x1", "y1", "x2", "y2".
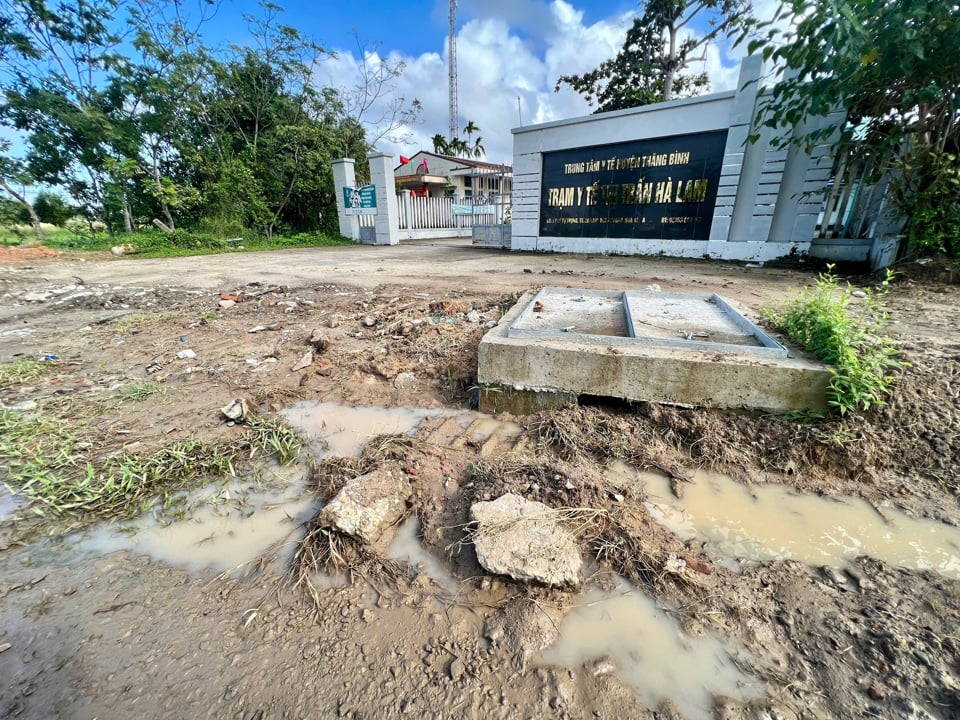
[
  {"x1": 0, "y1": 0, "x2": 134, "y2": 230},
  {"x1": 0, "y1": 141, "x2": 42, "y2": 241},
  {"x1": 446, "y1": 137, "x2": 469, "y2": 157},
  {"x1": 471, "y1": 135, "x2": 485, "y2": 159},
  {"x1": 33, "y1": 190, "x2": 72, "y2": 225},
  {"x1": 557, "y1": 0, "x2": 750, "y2": 112},
  {"x1": 462, "y1": 120, "x2": 485, "y2": 158},
  {"x1": 335, "y1": 34, "x2": 422, "y2": 149},
  {"x1": 0, "y1": 0, "x2": 381, "y2": 239},
  {"x1": 741, "y1": 0, "x2": 960, "y2": 257},
  {"x1": 189, "y1": 4, "x2": 369, "y2": 238},
  {"x1": 431, "y1": 133, "x2": 449, "y2": 155}
]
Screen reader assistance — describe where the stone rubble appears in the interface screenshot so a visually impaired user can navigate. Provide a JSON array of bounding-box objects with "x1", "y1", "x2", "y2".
[
  {"x1": 319, "y1": 469, "x2": 411, "y2": 546},
  {"x1": 469, "y1": 493, "x2": 583, "y2": 588}
]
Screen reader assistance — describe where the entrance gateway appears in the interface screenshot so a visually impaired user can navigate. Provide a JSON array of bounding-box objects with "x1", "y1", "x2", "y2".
[
  {"x1": 511, "y1": 56, "x2": 901, "y2": 264},
  {"x1": 478, "y1": 288, "x2": 830, "y2": 414}
]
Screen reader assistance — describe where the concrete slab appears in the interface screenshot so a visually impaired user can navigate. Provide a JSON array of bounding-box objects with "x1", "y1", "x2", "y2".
[{"x1": 479, "y1": 289, "x2": 831, "y2": 413}]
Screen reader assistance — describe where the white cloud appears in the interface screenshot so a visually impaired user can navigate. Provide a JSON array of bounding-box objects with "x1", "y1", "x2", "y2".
[{"x1": 319, "y1": 0, "x2": 762, "y2": 166}]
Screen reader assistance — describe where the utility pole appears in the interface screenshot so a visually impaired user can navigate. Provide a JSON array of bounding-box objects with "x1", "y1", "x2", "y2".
[{"x1": 448, "y1": 0, "x2": 458, "y2": 142}]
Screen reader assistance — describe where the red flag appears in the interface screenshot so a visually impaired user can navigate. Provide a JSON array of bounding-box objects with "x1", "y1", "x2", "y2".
[{"x1": 399, "y1": 155, "x2": 411, "y2": 165}]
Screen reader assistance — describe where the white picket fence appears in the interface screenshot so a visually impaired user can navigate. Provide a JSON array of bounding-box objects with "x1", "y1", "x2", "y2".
[
  {"x1": 353, "y1": 194, "x2": 510, "y2": 239},
  {"x1": 398, "y1": 195, "x2": 505, "y2": 230}
]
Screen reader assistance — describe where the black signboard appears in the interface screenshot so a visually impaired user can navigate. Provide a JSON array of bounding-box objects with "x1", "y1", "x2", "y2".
[{"x1": 539, "y1": 129, "x2": 728, "y2": 240}]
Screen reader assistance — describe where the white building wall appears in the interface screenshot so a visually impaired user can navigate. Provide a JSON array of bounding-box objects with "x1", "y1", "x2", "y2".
[{"x1": 511, "y1": 57, "x2": 836, "y2": 261}]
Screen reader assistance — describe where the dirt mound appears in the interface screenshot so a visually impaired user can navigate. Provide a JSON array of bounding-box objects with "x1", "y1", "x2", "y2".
[{"x1": 0, "y1": 244, "x2": 59, "y2": 264}]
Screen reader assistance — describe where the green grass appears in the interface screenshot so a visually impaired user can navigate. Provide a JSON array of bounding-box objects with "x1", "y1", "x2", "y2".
[
  {"x1": 0, "y1": 409, "x2": 302, "y2": 526},
  {"x1": 0, "y1": 358, "x2": 50, "y2": 387},
  {"x1": 763, "y1": 266, "x2": 905, "y2": 415},
  {"x1": 1, "y1": 226, "x2": 353, "y2": 257},
  {"x1": 117, "y1": 381, "x2": 163, "y2": 401},
  {"x1": 103, "y1": 311, "x2": 179, "y2": 332}
]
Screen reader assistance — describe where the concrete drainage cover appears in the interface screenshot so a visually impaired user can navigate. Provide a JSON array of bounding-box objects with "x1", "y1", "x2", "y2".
[{"x1": 479, "y1": 287, "x2": 831, "y2": 413}]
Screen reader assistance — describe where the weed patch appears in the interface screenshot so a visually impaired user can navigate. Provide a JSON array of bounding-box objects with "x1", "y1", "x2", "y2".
[
  {"x1": 117, "y1": 381, "x2": 163, "y2": 401},
  {"x1": 763, "y1": 267, "x2": 904, "y2": 414},
  {"x1": 0, "y1": 409, "x2": 302, "y2": 528},
  {"x1": 0, "y1": 358, "x2": 50, "y2": 387}
]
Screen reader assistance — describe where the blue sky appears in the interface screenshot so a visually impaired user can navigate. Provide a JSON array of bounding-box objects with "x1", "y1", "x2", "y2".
[
  {"x1": 211, "y1": 1, "x2": 642, "y2": 57},
  {"x1": 2, "y1": 0, "x2": 761, "y2": 177},
  {"x1": 206, "y1": 0, "x2": 755, "y2": 163}
]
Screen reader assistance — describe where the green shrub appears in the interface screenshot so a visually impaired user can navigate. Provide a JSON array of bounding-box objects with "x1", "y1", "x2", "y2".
[
  {"x1": 904, "y1": 153, "x2": 960, "y2": 259},
  {"x1": 763, "y1": 267, "x2": 904, "y2": 415}
]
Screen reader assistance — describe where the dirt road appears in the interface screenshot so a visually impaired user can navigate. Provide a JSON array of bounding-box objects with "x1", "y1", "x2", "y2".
[{"x1": 1, "y1": 243, "x2": 958, "y2": 720}]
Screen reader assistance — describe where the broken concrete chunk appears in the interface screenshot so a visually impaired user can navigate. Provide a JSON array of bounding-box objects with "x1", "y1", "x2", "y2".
[
  {"x1": 175, "y1": 349, "x2": 196, "y2": 360},
  {"x1": 220, "y1": 398, "x2": 250, "y2": 422},
  {"x1": 470, "y1": 493, "x2": 583, "y2": 588},
  {"x1": 291, "y1": 350, "x2": 313, "y2": 371},
  {"x1": 319, "y1": 469, "x2": 411, "y2": 546},
  {"x1": 308, "y1": 328, "x2": 330, "y2": 351},
  {"x1": 248, "y1": 323, "x2": 282, "y2": 333},
  {"x1": 394, "y1": 372, "x2": 418, "y2": 391}
]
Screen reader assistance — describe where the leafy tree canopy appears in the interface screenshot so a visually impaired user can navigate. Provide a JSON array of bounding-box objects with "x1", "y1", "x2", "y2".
[
  {"x1": 741, "y1": 0, "x2": 960, "y2": 257},
  {"x1": 557, "y1": 0, "x2": 751, "y2": 113},
  {"x1": 0, "y1": 0, "x2": 414, "y2": 239}
]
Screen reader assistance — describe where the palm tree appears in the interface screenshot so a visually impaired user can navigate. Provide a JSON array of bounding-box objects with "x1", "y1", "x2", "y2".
[
  {"x1": 471, "y1": 135, "x2": 485, "y2": 159},
  {"x1": 447, "y1": 137, "x2": 469, "y2": 157},
  {"x1": 431, "y1": 133, "x2": 450, "y2": 154},
  {"x1": 463, "y1": 120, "x2": 480, "y2": 146}
]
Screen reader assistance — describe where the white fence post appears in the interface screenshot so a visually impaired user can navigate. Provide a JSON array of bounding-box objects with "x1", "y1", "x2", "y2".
[{"x1": 400, "y1": 190, "x2": 412, "y2": 235}]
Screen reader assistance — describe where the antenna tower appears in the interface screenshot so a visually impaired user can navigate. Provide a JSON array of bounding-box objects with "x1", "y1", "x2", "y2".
[{"x1": 448, "y1": 0, "x2": 458, "y2": 141}]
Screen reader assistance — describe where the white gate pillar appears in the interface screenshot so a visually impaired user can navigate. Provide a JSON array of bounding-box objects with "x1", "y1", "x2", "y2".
[
  {"x1": 401, "y1": 189, "x2": 413, "y2": 239},
  {"x1": 368, "y1": 152, "x2": 400, "y2": 245},
  {"x1": 332, "y1": 158, "x2": 360, "y2": 241}
]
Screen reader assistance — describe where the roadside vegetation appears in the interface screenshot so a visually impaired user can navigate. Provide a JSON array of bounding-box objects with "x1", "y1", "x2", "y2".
[
  {"x1": 0, "y1": 0, "x2": 420, "y2": 253},
  {"x1": 0, "y1": 408, "x2": 302, "y2": 530},
  {"x1": 0, "y1": 223, "x2": 353, "y2": 258},
  {"x1": 763, "y1": 267, "x2": 904, "y2": 415}
]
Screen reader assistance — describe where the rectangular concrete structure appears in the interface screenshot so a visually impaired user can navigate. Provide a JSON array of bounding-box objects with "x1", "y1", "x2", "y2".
[{"x1": 479, "y1": 289, "x2": 831, "y2": 413}]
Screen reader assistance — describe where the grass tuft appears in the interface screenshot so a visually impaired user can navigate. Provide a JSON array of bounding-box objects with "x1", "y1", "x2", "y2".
[
  {"x1": 0, "y1": 409, "x2": 302, "y2": 527},
  {"x1": 117, "y1": 381, "x2": 163, "y2": 401},
  {"x1": 763, "y1": 266, "x2": 905, "y2": 415},
  {"x1": 0, "y1": 358, "x2": 50, "y2": 387}
]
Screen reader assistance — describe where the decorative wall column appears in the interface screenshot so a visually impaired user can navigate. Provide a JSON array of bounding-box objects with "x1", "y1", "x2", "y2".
[
  {"x1": 367, "y1": 152, "x2": 400, "y2": 246},
  {"x1": 710, "y1": 55, "x2": 763, "y2": 243},
  {"x1": 332, "y1": 158, "x2": 360, "y2": 241}
]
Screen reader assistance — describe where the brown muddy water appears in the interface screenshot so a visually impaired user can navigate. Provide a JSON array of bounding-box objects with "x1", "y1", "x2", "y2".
[
  {"x1": 540, "y1": 577, "x2": 759, "y2": 720},
  {"x1": 73, "y1": 403, "x2": 450, "y2": 574},
  {"x1": 70, "y1": 403, "x2": 508, "y2": 577},
  {"x1": 612, "y1": 462, "x2": 960, "y2": 577},
  {"x1": 386, "y1": 516, "x2": 457, "y2": 589},
  {"x1": 38, "y1": 404, "x2": 960, "y2": 720}
]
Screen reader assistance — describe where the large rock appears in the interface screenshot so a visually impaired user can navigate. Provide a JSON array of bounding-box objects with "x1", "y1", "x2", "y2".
[
  {"x1": 470, "y1": 493, "x2": 583, "y2": 588},
  {"x1": 319, "y1": 469, "x2": 410, "y2": 545}
]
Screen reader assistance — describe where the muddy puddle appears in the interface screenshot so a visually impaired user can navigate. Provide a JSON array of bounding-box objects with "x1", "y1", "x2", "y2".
[
  {"x1": 72, "y1": 403, "x2": 513, "y2": 576},
  {"x1": 0, "y1": 486, "x2": 26, "y2": 518},
  {"x1": 282, "y1": 402, "x2": 438, "y2": 456},
  {"x1": 80, "y1": 463, "x2": 316, "y2": 574},
  {"x1": 541, "y1": 578, "x2": 758, "y2": 719},
  {"x1": 614, "y1": 462, "x2": 960, "y2": 577},
  {"x1": 386, "y1": 516, "x2": 456, "y2": 589}
]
